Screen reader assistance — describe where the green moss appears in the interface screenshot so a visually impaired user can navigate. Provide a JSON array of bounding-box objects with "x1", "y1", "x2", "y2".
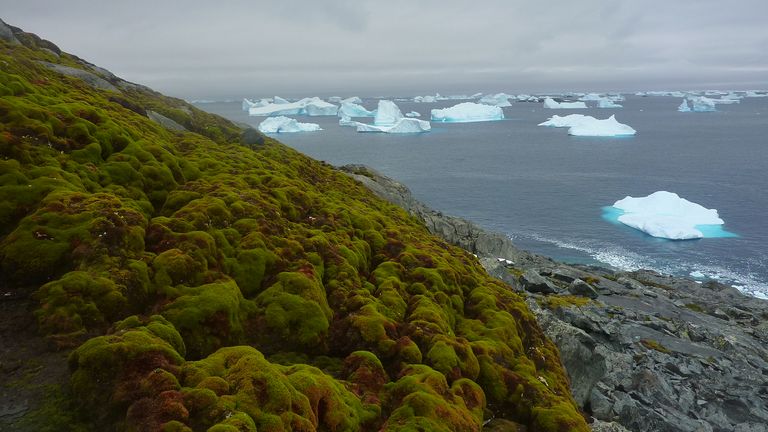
[
  {"x1": 0, "y1": 38, "x2": 587, "y2": 432},
  {"x1": 537, "y1": 295, "x2": 592, "y2": 311},
  {"x1": 640, "y1": 338, "x2": 671, "y2": 354},
  {"x1": 684, "y1": 303, "x2": 704, "y2": 313}
]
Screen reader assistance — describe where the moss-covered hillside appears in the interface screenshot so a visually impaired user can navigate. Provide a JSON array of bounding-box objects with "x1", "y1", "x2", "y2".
[{"x1": 0, "y1": 24, "x2": 588, "y2": 431}]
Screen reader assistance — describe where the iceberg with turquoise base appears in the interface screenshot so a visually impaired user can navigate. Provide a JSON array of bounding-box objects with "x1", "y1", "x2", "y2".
[
  {"x1": 430, "y1": 102, "x2": 504, "y2": 123},
  {"x1": 606, "y1": 191, "x2": 735, "y2": 240},
  {"x1": 258, "y1": 116, "x2": 321, "y2": 133},
  {"x1": 248, "y1": 97, "x2": 338, "y2": 117}
]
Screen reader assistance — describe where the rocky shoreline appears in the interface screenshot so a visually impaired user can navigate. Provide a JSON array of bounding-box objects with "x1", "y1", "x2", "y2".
[{"x1": 340, "y1": 164, "x2": 768, "y2": 432}]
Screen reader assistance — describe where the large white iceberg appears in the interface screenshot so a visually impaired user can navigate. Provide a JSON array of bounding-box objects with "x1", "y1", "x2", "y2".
[
  {"x1": 539, "y1": 114, "x2": 635, "y2": 136},
  {"x1": 611, "y1": 191, "x2": 725, "y2": 240},
  {"x1": 338, "y1": 102, "x2": 376, "y2": 118},
  {"x1": 248, "y1": 97, "x2": 338, "y2": 117},
  {"x1": 431, "y1": 102, "x2": 504, "y2": 123},
  {"x1": 543, "y1": 97, "x2": 588, "y2": 109},
  {"x1": 479, "y1": 93, "x2": 513, "y2": 107},
  {"x1": 374, "y1": 100, "x2": 404, "y2": 125},
  {"x1": 258, "y1": 116, "x2": 321, "y2": 133},
  {"x1": 355, "y1": 118, "x2": 431, "y2": 133},
  {"x1": 678, "y1": 99, "x2": 691, "y2": 112}
]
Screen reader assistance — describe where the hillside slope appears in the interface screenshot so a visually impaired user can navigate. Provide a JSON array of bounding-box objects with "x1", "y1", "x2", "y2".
[{"x1": 0, "y1": 20, "x2": 587, "y2": 431}]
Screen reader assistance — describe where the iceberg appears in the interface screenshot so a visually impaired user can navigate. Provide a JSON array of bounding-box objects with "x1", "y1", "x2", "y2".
[
  {"x1": 430, "y1": 102, "x2": 504, "y2": 123},
  {"x1": 248, "y1": 97, "x2": 338, "y2": 117},
  {"x1": 338, "y1": 102, "x2": 376, "y2": 118},
  {"x1": 339, "y1": 114, "x2": 357, "y2": 127},
  {"x1": 328, "y1": 96, "x2": 343, "y2": 103},
  {"x1": 539, "y1": 114, "x2": 635, "y2": 136},
  {"x1": 273, "y1": 96, "x2": 290, "y2": 104},
  {"x1": 413, "y1": 95, "x2": 437, "y2": 103},
  {"x1": 341, "y1": 96, "x2": 363, "y2": 104},
  {"x1": 597, "y1": 99, "x2": 623, "y2": 108},
  {"x1": 746, "y1": 90, "x2": 768, "y2": 98},
  {"x1": 355, "y1": 117, "x2": 431, "y2": 133},
  {"x1": 374, "y1": 100, "x2": 404, "y2": 126},
  {"x1": 242, "y1": 98, "x2": 272, "y2": 111},
  {"x1": 543, "y1": 97, "x2": 588, "y2": 109},
  {"x1": 689, "y1": 96, "x2": 716, "y2": 112},
  {"x1": 258, "y1": 116, "x2": 321, "y2": 133},
  {"x1": 609, "y1": 191, "x2": 727, "y2": 240},
  {"x1": 479, "y1": 93, "x2": 513, "y2": 107},
  {"x1": 678, "y1": 99, "x2": 691, "y2": 112},
  {"x1": 405, "y1": 111, "x2": 421, "y2": 117}
]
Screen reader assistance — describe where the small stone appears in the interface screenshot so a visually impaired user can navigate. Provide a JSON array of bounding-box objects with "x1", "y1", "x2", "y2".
[{"x1": 569, "y1": 279, "x2": 599, "y2": 299}]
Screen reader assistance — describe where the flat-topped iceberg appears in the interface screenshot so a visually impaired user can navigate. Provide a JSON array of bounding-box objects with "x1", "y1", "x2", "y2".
[
  {"x1": 539, "y1": 114, "x2": 635, "y2": 136},
  {"x1": 248, "y1": 97, "x2": 338, "y2": 117},
  {"x1": 338, "y1": 102, "x2": 376, "y2": 118},
  {"x1": 431, "y1": 102, "x2": 504, "y2": 123},
  {"x1": 355, "y1": 117, "x2": 431, "y2": 133},
  {"x1": 479, "y1": 93, "x2": 513, "y2": 107},
  {"x1": 609, "y1": 191, "x2": 730, "y2": 240},
  {"x1": 568, "y1": 115, "x2": 635, "y2": 136},
  {"x1": 543, "y1": 97, "x2": 588, "y2": 109},
  {"x1": 258, "y1": 116, "x2": 321, "y2": 133}
]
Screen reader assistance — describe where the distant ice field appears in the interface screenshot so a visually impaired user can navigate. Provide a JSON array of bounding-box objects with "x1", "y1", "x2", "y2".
[{"x1": 197, "y1": 95, "x2": 768, "y2": 298}]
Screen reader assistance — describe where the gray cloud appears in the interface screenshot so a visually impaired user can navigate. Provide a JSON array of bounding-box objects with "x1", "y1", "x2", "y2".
[{"x1": 2, "y1": 0, "x2": 766, "y2": 99}]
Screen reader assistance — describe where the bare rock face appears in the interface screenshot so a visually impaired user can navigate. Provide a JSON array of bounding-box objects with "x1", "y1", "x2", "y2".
[
  {"x1": 343, "y1": 164, "x2": 768, "y2": 432},
  {"x1": 0, "y1": 18, "x2": 19, "y2": 44}
]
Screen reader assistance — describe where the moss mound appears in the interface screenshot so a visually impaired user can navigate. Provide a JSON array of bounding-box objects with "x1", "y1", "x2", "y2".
[{"x1": 0, "y1": 36, "x2": 588, "y2": 431}]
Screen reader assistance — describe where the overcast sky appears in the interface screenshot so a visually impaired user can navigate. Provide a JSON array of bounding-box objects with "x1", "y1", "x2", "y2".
[{"x1": 2, "y1": 1, "x2": 767, "y2": 99}]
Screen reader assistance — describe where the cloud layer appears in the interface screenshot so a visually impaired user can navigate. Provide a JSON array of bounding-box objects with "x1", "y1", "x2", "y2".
[{"x1": 3, "y1": 0, "x2": 767, "y2": 99}]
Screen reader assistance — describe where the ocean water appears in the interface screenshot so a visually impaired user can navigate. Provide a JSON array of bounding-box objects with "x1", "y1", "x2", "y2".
[{"x1": 196, "y1": 96, "x2": 768, "y2": 298}]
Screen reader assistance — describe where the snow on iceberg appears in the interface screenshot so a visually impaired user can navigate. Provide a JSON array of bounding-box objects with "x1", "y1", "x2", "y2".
[
  {"x1": 609, "y1": 191, "x2": 730, "y2": 240},
  {"x1": 430, "y1": 102, "x2": 504, "y2": 123},
  {"x1": 538, "y1": 114, "x2": 635, "y2": 136},
  {"x1": 338, "y1": 102, "x2": 376, "y2": 118},
  {"x1": 355, "y1": 117, "x2": 431, "y2": 133},
  {"x1": 248, "y1": 97, "x2": 338, "y2": 117},
  {"x1": 678, "y1": 99, "x2": 691, "y2": 112},
  {"x1": 374, "y1": 100, "x2": 404, "y2": 126},
  {"x1": 405, "y1": 111, "x2": 421, "y2": 117},
  {"x1": 543, "y1": 97, "x2": 587, "y2": 109},
  {"x1": 258, "y1": 116, "x2": 321, "y2": 133},
  {"x1": 479, "y1": 93, "x2": 513, "y2": 107}
]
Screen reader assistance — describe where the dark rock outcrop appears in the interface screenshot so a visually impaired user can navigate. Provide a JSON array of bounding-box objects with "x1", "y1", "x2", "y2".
[
  {"x1": 342, "y1": 164, "x2": 768, "y2": 432},
  {"x1": 38, "y1": 61, "x2": 119, "y2": 92},
  {"x1": 146, "y1": 110, "x2": 187, "y2": 132}
]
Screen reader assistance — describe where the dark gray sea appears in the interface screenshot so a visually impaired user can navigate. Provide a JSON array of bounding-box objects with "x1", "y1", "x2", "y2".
[{"x1": 195, "y1": 95, "x2": 768, "y2": 298}]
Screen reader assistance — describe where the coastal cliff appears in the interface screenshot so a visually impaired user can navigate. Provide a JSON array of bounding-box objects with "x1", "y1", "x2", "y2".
[
  {"x1": 0, "y1": 19, "x2": 587, "y2": 431},
  {"x1": 340, "y1": 165, "x2": 768, "y2": 432}
]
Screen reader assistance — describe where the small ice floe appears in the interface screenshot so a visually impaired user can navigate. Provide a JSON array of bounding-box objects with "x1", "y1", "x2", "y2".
[
  {"x1": 539, "y1": 114, "x2": 635, "y2": 136},
  {"x1": 543, "y1": 97, "x2": 588, "y2": 109}
]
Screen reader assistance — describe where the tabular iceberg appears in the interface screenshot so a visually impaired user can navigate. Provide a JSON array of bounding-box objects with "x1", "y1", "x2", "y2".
[
  {"x1": 678, "y1": 99, "x2": 691, "y2": 112},
  {"x1": 479, "y1": 93, "x2": 513, "y2": 107},
  {"x1": 609, "y1": 191, "x2": 727, "y2": 240},
  {"x1": 543, "y1": 97, "x2": 588, "y2": 109},
  {"x1": 430, "y1": 102, "x2": 504, "y2": 123},
  {"x1": 338, "y1": 102, "x2": 376, "y2": 118},
  {"x1": 539, "y1": 114, "x2": 635, "y2": 136},
  {"x1": 258, "y1": 116, "x2": 321, "y2": 133},
  {"x1": 248, "y1": 97, "x2": 338, "y2": 117}
]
